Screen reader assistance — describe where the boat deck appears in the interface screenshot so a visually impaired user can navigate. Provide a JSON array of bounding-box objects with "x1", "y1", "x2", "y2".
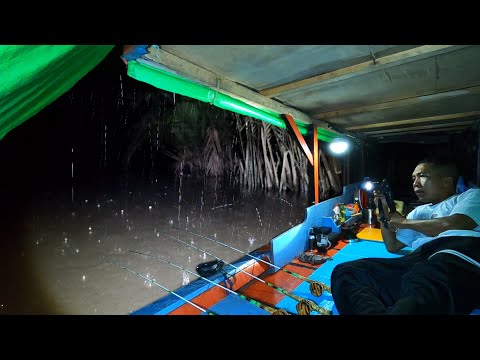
[{"x1": 131, "y1": 232, "x2": 476, "y2": 315}]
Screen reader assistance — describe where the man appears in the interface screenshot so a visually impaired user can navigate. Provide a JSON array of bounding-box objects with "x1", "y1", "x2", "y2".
[{"x1": 330, "y1": 157, "x2": 480, "y2": 314}]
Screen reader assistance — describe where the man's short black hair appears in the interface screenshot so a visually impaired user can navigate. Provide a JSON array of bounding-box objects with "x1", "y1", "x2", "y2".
[{"x1": 417, "y1": 156, "x2": 459, "y2": 188}]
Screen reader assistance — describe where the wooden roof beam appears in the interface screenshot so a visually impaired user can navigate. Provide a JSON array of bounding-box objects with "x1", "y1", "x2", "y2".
[
  {"x1": 345, "y1": 111, "x2": 480, "y2": 131},
  {"x1": 313, "y1": 85, "x2": 480, "y2": 120},
  {"x1": 259, "y1": 45, "x2": 464, "y2": 98},
  {"x1": 364, "y1": 120, "x2": 476, "y2": 135}
]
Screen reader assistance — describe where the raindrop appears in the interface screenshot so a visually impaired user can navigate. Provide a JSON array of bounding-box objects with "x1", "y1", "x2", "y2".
[
  {"x1": 255, "y1": 207, "x2": 263, "y2": 227},
  {"x1": 71, "y1": 147, "x2": 74, "y2": 204},
  {"x1": 104, "y1": 124, "x2": 107, "y2": 168},
  {"x1": 119, "y1": 74, "x2": 124, "y2": 104},
  {"x1": 182, "y1": 271, "x2": 189, "y2": 285},
  {"x1": 279, "y1": 198, "x2": 293, "y2": 207}
]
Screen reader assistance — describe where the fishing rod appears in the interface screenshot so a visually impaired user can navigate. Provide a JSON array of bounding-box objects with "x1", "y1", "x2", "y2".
[
  {"x1": 172, "y1": 226, "x2": 331, "y2": 297},
  {"x1": 129, "y1": 250, "x2": 291, "y2": 315},
  {"x1": 107, "y1": 261, "x2": 217, "y2": 315},
  {"x1": 161, "y1": 233, "x2": 331, "y2": 316}
]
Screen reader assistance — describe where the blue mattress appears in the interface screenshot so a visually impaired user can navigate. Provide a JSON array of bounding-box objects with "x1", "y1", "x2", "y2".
[{"x1": 277, "y1": 240, "x2": 480, "y2": 315}]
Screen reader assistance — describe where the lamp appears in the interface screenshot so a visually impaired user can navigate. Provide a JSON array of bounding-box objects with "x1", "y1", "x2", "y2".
[
  {"x1": 361, "y1": 178, "x2": 379, "y2": 192},
  {"x1": 328, "y1": 138, "x2": 350, "y2": 155}
]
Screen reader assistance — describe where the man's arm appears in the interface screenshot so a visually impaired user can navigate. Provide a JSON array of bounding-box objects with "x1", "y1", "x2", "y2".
[
  {"x1": 390, "y1": 213, "x2": 477, "y2": 237},
  {"x1": 373, "y1": 191, "x2": 407, "y2": 253},
  {"x1": 378, "y1": 217, "x2": 407, "y2": 253}
]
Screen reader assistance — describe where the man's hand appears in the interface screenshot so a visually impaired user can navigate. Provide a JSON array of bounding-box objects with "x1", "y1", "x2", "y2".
[
  {"x1": 373, "y1": 190, "x2": 391, "y2": 220},
  {"x1": 387, "y1": 213, "x2": 405, "y2": 231}
]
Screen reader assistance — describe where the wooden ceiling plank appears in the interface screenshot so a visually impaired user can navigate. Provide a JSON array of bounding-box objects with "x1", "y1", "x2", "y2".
[
  {"x1": 345, "y1": 111, "x2": 480, "y2": 131},
  {"x1": 313, "y1": 85, "x2": 480, "y2": 120},
  {"x1": 368, "y1": 126, "x2": 470, "y2": 137},
  {"x1": 259, "y1": 45, "x2": 462, "y2": 98},
  {"x1": 364, "y1": 120, "x2": 475, "y2": 135}
]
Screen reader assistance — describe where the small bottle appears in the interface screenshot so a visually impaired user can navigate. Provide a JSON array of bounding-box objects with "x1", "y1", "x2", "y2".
[{"x1": 339, "y1": 204, "x2": 346, "y2": 223}]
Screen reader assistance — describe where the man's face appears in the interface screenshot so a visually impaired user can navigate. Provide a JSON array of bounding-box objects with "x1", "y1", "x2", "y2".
[{"x1": 411, "y1": 162, "x2": 450, "y2": 204}]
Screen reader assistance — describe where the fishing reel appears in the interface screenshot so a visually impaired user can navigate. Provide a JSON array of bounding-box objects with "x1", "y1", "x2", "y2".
[
  {"x1": 296, "y1": 299, "x2": 332, "y2": 315},
  {"x1": 309, "y1": 281, "x2": 329, "y2": 297},
  {"x1": 271, "y1": 309, "x2": 290, "y2": 315},
  {"x1": 196, "y1": 259, "x2": 225, "y2": 277}
]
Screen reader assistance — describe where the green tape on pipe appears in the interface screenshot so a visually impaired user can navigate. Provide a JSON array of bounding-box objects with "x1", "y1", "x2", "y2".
[
  {"x1": 128, "y1": 60, "x2": 337, "y2": 142},
  {"x1": 128, "y1": 61, "x2": 285, "y2": 128}
]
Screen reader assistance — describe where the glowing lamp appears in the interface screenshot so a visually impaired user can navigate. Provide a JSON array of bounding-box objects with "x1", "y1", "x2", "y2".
[{"x1": 328, "y1": 138, "x2": 350, "y2": 155}]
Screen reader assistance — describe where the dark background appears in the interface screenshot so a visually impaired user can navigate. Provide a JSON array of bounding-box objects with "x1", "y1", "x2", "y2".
[{"x1": 363, "y1": 132, "x2": 478, "y2": 203}]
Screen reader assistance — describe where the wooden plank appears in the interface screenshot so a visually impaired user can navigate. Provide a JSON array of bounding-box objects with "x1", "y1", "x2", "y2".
[
  {"x1": 313, "y1": 85, "x2": 480, "y2": 120},
  {"x1": 345, "y1": 111, "x2": 480, "y2": 131},
  {"x1": 259, "y1": 45, "x2": 463, "y2": 98},
  {"x1": 142, "y1": 46, "x2": 333, "y2": 130},
  {"x1": 284, "y1": 114, "x2": 313, "y2": 165},
  {"x1": 365, "y1": 121, "x2": 475, "y2": 137}
]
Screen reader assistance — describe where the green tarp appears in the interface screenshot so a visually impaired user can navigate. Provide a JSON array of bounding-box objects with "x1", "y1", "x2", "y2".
[{"x1": 0, "y1": 45, "x2": 114, "y2": 141}]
